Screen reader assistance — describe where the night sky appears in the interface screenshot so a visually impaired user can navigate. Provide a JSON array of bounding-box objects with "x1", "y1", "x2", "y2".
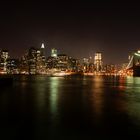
[{"x1": 0, "y1": 1, "x2": 140, "y2": 64}]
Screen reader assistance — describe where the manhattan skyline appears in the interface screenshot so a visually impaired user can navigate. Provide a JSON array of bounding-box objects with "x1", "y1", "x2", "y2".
[{"x1": 0, "y1": 2, "x2": 140, "y2": 64}]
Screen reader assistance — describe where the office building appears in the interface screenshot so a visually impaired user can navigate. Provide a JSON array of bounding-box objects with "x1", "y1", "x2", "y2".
[
  {"x1": 94, "y1": 52, "x2": 103, "y2": 72},
  {"x1": 51, "y1": 48, "x2": 57, "y2": 57}
]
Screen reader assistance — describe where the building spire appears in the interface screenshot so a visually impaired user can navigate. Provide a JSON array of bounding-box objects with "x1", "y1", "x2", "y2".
[{"x1": 41, "y1": 43, "x2": 45, "y2": 49}]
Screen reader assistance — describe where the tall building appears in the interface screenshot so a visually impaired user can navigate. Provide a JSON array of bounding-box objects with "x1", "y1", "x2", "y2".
[
  {"x1": 94, "y1": 52, "x2": 103, "y2": 72},
  {"x1": 56, "y1": 54, "x2": 69, "y2": 70},
  {"x1": 36, "y1": 49, "x2": 42, "y2": 73},
  {"x1": 68, "y1": 57, "x2": 79, "y2": 71},
  {"x1": 40, "y1": 43, "x2": 46, "y2": 59},
  {"x1": 7, "y1": 59, "x2": 19, "y2": 74},
  {"x1": 82, "y1": 58, "x2": 89, "y2": 72},
  {"x1": 39, "y1": 43, "x2": 46, "y2": 74},
  {"x1": 51, "y1": 48, "x2": 57, "y2": 57},
  {"x1": 28, "y1": 47, "x2": 37, "y2": 74},
  {"x1": 0, "y1": 50, "x2": 9, "y2": 74},
  {"x1": 19, "y1": 43, "x2": 47, "y2": 74},
  {"x1": 19, "y1": 52, "x2": 29, "y2": 74}
]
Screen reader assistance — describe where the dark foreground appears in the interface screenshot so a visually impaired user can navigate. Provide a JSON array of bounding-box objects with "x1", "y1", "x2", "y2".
[{"x1": 0, "y1": 75, "x2": 140, "y2": 139}]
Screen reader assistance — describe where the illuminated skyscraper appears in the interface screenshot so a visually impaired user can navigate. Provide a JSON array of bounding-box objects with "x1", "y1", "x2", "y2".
[
  {"x1": 51, "y1": 48, "x2": 57, "y2": 57},
  {"x1": 56, "y1": 54, "x2": 69, "y2": 70},
  {"x1": 94, "y1": 52, "x2": 103, "y2": 72},
  {"x1": 19, "y1": 43, "x2": 47, "y2": 74},
  {"x1": 82, "y1": 58, "x2": 89, "y2": 72},
  {"x1": 39, "y1": 43, "x2": 46, "y2": 74},
  {"x1": 36, "y1": 49, "x2": 42, "y2": 73},
  {"x1": 0, "y1": 50, "x2": 9, "y2": 73},
  {"x1": 40, "y1": 43, "x2": 46, "y2": 58},
  {"x1": 41, "y1": 43, "x2": 45, "y2": 49}
]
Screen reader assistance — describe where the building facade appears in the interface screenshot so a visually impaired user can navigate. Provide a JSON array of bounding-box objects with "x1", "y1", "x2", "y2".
[{"x1": 94, "y1": 52, "x2": 103, "y2": 72}]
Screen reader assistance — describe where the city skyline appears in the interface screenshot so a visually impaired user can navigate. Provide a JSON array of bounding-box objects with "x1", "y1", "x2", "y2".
[
  {"x1": 0, "y1": 43, "x2": 138, "y2": 65},
  {"x1": 0, "y1": 2, "x2": 140, "y2": 64}
]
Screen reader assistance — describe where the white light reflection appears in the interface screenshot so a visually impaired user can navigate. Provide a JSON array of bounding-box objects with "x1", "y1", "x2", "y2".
[
  {"x1": 50, "y1": 77, "x2": 62, "y2": 115},
  {"x1": 126, "y1": 76, "x2": 140, "y2": 93},
  {"x1": 125, "y1": 77, "x2": 140, "y2": 125}
]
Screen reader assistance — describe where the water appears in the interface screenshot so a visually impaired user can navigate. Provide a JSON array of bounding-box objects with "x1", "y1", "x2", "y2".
[{"x1": 0, "y1": 75, "x2": 140, "y2": 139}]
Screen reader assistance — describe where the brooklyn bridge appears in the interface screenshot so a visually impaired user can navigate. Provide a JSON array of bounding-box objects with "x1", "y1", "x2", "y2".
[{"x1": 126, "y1": 50, "x2": 140, "y2": 76}]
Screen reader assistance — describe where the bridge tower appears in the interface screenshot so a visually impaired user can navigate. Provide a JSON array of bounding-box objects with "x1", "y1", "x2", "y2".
[
  {"x1": 133, "y1": 50, "x2": 140, "y2": 76},
  {"x1": 126, "y1": 50, "x2": 140, "y2": 76}
]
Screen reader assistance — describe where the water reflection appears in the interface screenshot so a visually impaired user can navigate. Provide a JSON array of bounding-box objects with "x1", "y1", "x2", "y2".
[
  {"x1": 49, "y1": 77, "x2": 62, "y2": 115},
  {"x1": 125, "y1": 77, "x2": 140, "y2": 125},
  {"x1": 126, "y1": 76, "x2": 140, "y2": 93},
  {"x1": 0, "y1": 75, "x2": 140, "y2": 139},
  {"x1": 91, "y1": 76, "x2": 104, "y2": 118}
]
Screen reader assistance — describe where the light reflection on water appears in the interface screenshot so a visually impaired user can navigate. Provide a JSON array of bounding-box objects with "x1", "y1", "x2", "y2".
[
  {"x1": 91, "y1": 76, "x2": 104, "y2": 118},
  {"x1": 49, "y1": 77, "x2": 63, "y2": 120},
  {"x1": 0, "y1": 75, "x2": 140, "y2": 139},
  {"x1": 125, "y1": 77, "x2": 140, "y2": 124}
]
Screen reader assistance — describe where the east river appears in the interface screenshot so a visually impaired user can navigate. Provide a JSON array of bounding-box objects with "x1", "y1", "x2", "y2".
[{"x1": 0, "y1": 75, "x2": 140, "y2": 139}]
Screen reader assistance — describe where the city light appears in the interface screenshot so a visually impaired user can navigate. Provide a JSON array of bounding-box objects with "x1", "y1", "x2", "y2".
[
  {"x1": 134, "y1": 53, "x2": 140, "y2": 57},
  {"x1": 41, "y1": 43, "x2": 45, "y2": 49},
  {"x1": 0, "y1": 47, "x2": 140, "y2": 77}
]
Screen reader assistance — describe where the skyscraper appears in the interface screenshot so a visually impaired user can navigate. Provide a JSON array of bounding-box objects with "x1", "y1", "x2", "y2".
[
  {"x1": 40, "y1": 43, "x2": 46, "y2": 74},
  {"x1": 51, "y1": 48, "x2": 57, "y2": 57},
  {"x1": 94, "y1": 52, "x2": 103, "y2": 72},
  {"x1": 19, "y1": 44, "x2": 47, "y2": 74},
  {"x1": 28, "y1": 47, "x2": 37, "y2": 74},
  {"x1": 0, "y1": 50, "x2": 9, "y2": 73},
  {"x1": 40, "y1": 43, "x2": 46, "y2": 58}
]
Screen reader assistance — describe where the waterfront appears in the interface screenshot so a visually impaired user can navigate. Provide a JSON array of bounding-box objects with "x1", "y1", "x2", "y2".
[{"x1": 0, "y1": 75, "x2": 140, "y2": 139}]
